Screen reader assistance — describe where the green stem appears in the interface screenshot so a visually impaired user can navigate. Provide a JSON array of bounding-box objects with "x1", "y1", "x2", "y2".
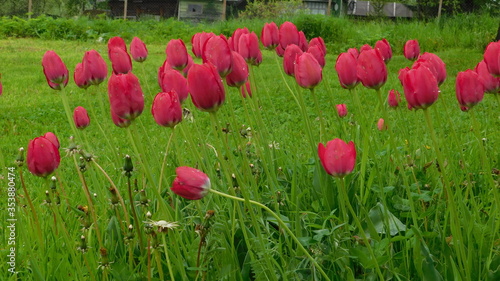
[
  {"x1": 162, "y1": 234, "x2": 176, "y2": 281},
  {"x1": 127, "y1": 176, "x2": 144, "y2": 253},
  {"x1": 209, "y1": 189, "x2": 331, "y2": 281},
  {"x1": 18, "y1": 168, "x2": 44, "y2": 249},
  {"x1": 311, "y1": 88, "x2": 325, "y2": 142},
  {"x1": 337, "y1": 177, "x2": 385, "y2": 280},
  {"x1": 158, "y1": 128, "x2": 176, "y2": 194}
]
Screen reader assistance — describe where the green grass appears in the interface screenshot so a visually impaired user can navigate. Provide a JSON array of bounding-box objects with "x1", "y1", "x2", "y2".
[{"x1": 0, "y1": 16, "x2": 499, "y2": 281}]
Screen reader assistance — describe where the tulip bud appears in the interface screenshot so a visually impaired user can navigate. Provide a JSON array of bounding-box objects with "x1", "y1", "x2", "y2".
[
  {"x1": 109, "y1": 47, "x2": 132, "y2": 75},
  {"x1": 275, "y1": 44, "x2": 285, "y2": 57},
  {"x1": 309, "y1": 37, "x2": 327, "y2": 56},
  {"x1": 238, "y1": 32, "x2": 262, "y2": 66},
  {"x1": 187, "y1": 63, "x2": 225, "y2": 112},
  {"x1": 171, "y1": 166, "x2": 211, "y2": 200},
  {"x1": 455, "y1": 70, "x2": 484, "y2": 111},
  {"x1": 226, "y1": 51, "x2": 249, "y2": 88},
  {"x1": 415, "y1": 52, "x2": 447, "y2": 85},
  {"x1": 307, "y1": 45, "x2": 325, "y2": 68},
  {"x1": 123, "y1": 155, "x2": 133, "y2": 177},
  {"x1": 108, "y1": 36, "x2": 127, "y2": 52},
  {"x1": 475, "y1": 60, "x2": 500, "y2": 94},
  {"x1": 241, "y1": 80, "x2": 252, "y2": 98},
  {"x1": 43, "y1": 132, "x2": 60, "y2": 149},
  {"x1": 294, "y1": 52, "x2": 322, "y2": 89},
  {"x1": 260, "y1": 22, "x2": 279, "y2": 49},
  {"x1": 279, "y1": 21, "x2": 299, "y2": 49},
  {"x1": 107, "y1": 72, "x2": 144, "y2": 120},
  {"x1": 298, "y1": 31, "x2": 309, "y2": 52},
  {"x1": 360, "y1": 44, "x2": 372, "y2": 53},
  {"x1": 357, "y1": 49, "x2": 387, "y2": 90},
  {"x1": 335, "y1": 52, "x2": 359, "y2": 89},
  {"x1": 375, "y1": 38, "x2": 392, "y2": 64},
  {"x1": 403, "y1": 39, "x2": 420, "y2": 61},
  {"x1": 402, "y1": 64, "x2": 440, "y2": 110},
  {"x1": 130, "y1": 37, "x2": 148, "y2": 62},
  {"x1": 27, "y1": 134, "x2": 61, "y2": 177},
  {"x1": 151, "y1": 91, "x2": 183, "y2": 128},
  {"x1": 231, "y1": 28, "x2": 249, "y2": 52},
  {"x1": 283, "y1": 44, "x2": 303, "y2": 76},
  {"x1": 202, "y1": 35, "x2": 233, "y2": 77},
  {"x1": 73, "y1": 63, "x2": 91, "y2": 89},
  {"x1": 166, "y1": 39, "x2": 189, "y2": 71},
  {"x1": 73, "y1": 106, "x2": 90, "y2": 129},
  {"x1": 111, "y1": 108, "x2": 131, "y2": 128},
  {"x1": 483, "y1": 41, "x2": 500, "y2": 77},
  {"x1": 191, "y1": 32, "x2": 213, "y2": 58},
  {"x1": 82, "y1": 50, "x2": 108, "y2": 85},
  {"x1": 347, "y1": 48, "x2": 359, "y2": 58},
  {"x1": 318, "y1": 139, "x2": 356, "y2": 178},
  {"x1": 160, "y1": 68, "x2": 189, "y2": 103},
  {"x1": 387, "y1": 89, "x2": 401, "y2": 108},
  {"x1": 377, "y1": 118, "x2": 387, "y2": 131},
  {"x1": 42, "y1": 50, "x2": 69, "y2": 90},
  {"x1": 336, "y1": 104, "x2": 348, "y2": 118}
]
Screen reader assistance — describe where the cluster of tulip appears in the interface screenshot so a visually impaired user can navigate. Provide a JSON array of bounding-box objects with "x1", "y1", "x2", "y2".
[{"x1": 31, "y1": 21, "x2": 500, "y2": 203}]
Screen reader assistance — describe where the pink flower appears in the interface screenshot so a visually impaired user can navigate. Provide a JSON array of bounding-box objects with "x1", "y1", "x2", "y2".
[
  {"x1": 387, "y1": 89, "x2": 401, "y2": 108},
  {"x1": 187, "y1": 63, "x2": 225, "y2": 112},
  {"x1": 203, "y1": 35, "x2": 233, "y2": 77},
  {"x1": 151, "y1": 91, "x2": 183, "y2": 128},
  {"x1": 73, "y1": 106, "x2": 90, "y2": 129},
  {"x1": 307, "y1": 45, "x2": 325, "y2": 68},
  {"x1": 109, "y1": 47, "x2": 132, "y2": 74},
  {"x1": 241, "y1": 80, "x2": 252, "y2": 98},
  {"x1": 191, "y1": 32, "x2": 215, "y2": 58},
  {"x1": 294, "y1": 52, "x2": 322, "y2": 89},
  {"x1": 375, "y1": 38, "x2": 392, "y2": 64},
  {"x1": 298, "y1": 31, "x2": 309, "y2": 52},
  {"x1": 73, "y1": 63, "x2": 90, "y2": 89},
  {"x1": 238, "y1": 32, "x2": 262, "y2": 66},
  {"x1": 283, "y1": 44, "x2": 303, "y2": 76},
  {"x1": 230, "y1": 28, "x2": 250, "y2": 52},
  {"x1": 171, "y1": 166, "x2": 211, "y2": 200},
  {"x1": 82, "y1": 50, "x2": 108, "y2": 85},
  {"x1": 475, "y1": 60, "x2": 500, "y2": 94},
  {"x1": 403, "y1": 39, "x2": 420, "y2": 61},
  {"x1": 110, "y1": 108, "x2": 131, "y2": 128},
  {"x1": 335, "y1": 52, "x2": 359, "y2": 89},
  {"x1": 402, "y1": 64, "x2": 440, "y2": 110},
  {"x1": 166, "y1": 39, "x2": 189, "y2": 71},
  {"x1": 318, "y1": 139, "x2": 356, "y2": 178},
  {"x1": 357, "y1": 49, "x2": 387, "y2": 90},
  {"x1": 27, "y1": 134, "x2": 61, "y2": 177},
  {"x1": 415, "y1": 52, "x2": 447, "y2": 85},
  {"x1": 43, "y1": 132, "x2": 60, "y2": 149},
  {"x1": 309, "y1": 37, "x2": 326, "y2": 56},
  {"x1": 42, "y1": 50, "x2": 69, "y2": 90},
  {"x1": 160, "y1": 68, "x2": 189, "y2": 103},
  {"x1": 130, "y1": 37, "x2": 148, "y2": 62},
  {"x1": 226, "y1": 51, "x2": 249, "y2": 88},
  {"x1": 483, "y1": 41, "x2": 500, "y2": 77},
  {"x1": 455, "y1": 70, "x2": 484, "y2": 111},
  {"x1": 107, "y1": 72, "x2": 144, "y2": 120},
  {"x1": 260, "y1": 22, "x2": 279, "y2": 49},
  {"x1": 336, "y1": 104, "x2": 348, "y2": 118},
  {"x1": 377, "y1": 118, "x2": 387, "y2": 131},
  {"x1": 279, "y1": 21, "x2": 299, "y2": 49}
]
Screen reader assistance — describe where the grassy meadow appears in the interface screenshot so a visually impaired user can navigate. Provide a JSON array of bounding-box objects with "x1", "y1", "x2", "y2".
[{"x1": 0, "y1": 15, "x2": 499, "y2": 281}]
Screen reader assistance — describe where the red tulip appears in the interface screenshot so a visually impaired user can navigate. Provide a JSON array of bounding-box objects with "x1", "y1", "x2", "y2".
[
  {"x1": 318, "y1": 138, "x2": 356, "y2": 178},
  {"x1": 241, "y1": 80, "x2": 252, "y2": 98},
  {"x1": 160, "y1": 68, "x2": 189, "y2": 103},
  {"x1": 226, "y1": 51, "x2": 249, "y2": 88},
  {"x1": 107, "y1": 72, "x2": 144, "y2": 120},
  {"x1": 298, "y1": 31, "x2": 309, "y2": 52},
  {"x1": 238, "y1": 32, "x2": 262, "y2": 66},
  {"x1": 27, "y1": 134, "x2": 61, "y2": 177},
  {"x1": 309, "y1": 37, "x2": 326, "y2": 56},
  {"x1": 387, "y1": 89, "x2": 401, "y2": 108},
  {"x1": 83, "y1": 50, "x2": 108, "y2": 85},
  {"x1": 202, "y1": 35, "x2": 233, "y2": 77},
  {"x1": 307, "y1": 45, "x2": 325, "y2": 68},
  {"x1": 110, "y1": 108, "x2": 131, "y2": 128},
  {"x1": 275, "y1": 44, "x2": 285, "y2": 57},
  {"x1": 336, "y1": 104, "x2": 348, "y2": 118},
  {"x1": 403, "y1": 39, "x2": 420, "y2": 61},
  {"x1": 151, "y1": 91, "x2": 183, "y2": 128},
  {"x1": 475, "y1": 60, "x2": 500, "y2": 94},
  {"x1": 279, "y1": 21, "x2": 299, "y2": 49},
  {"x1": 73, "y1": 106, "x2": 90, "y2": 129},
  {"x1": 402, "y1": 64, "x2": 439, "y2": 110},
  {"x1": 294, "y1": 52, "x2": 322, "y2": 89},
  {"x1": 109, "y1": 47, "x2": 132, "y2": 74},
  {"x1": 415, "y1": 52, "x2": 447, "y2": 85},
  {"x1": 171, "y1": 166, "x2": 211, "y2": 200},
  {"x1": 130, "y1": 37, "x2": 148, "y2": 62},
  {"x1": 192, "y1": 32, "x2": 215, "y2": 58},
  {"x1": 483, "y1": 41, "x2": 500, "y2": 77},
  {"x1": 231, "y1": 28, "x2": 250, "y2": 52},
  {"x1": 42, "y1": 50, "x2": 69, "y2": 90},
  {"x1": 108, "y1": 36, "x2": 127, "y2": 52},
  {"x1": 187, "y1": 63, "x2": 225, "y2": 112},
  {"x1": 357, "y1": 49, "x2": 387, "y2": 90},
  {"x1": 182, "y1": 54, "x2": 194, "y2": 77},
  {"x1": 0, "y1": 77, "x2": 2, "y2": 96},
  {"x1": 375, "y1": 38, "x2": 392, "y2": 64},
  {"x1": 283, "y1": 44, "x2": 303, "y2": 76},
  {"x1": 456, "y1": 70, "x2": 484, "y2": 111},
  {"x1": 166, "y1": 39, "x2": 189, "y2": 71},
  {"x1": 335, "y1": 52, "x2": 359, "y2": 89},
  {"x1": 260, "y1": 22, "x2": 279, "y2": 49},
  {"x1": 74, "y1": 63, "x2": 90, "y2": 89},
  {"x1": 43, "y1": 132, "x2": 60, "y2": 149}
]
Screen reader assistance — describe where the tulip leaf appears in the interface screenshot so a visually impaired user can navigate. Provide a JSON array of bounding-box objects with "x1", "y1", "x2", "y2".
[{"x1": 366, "y1": 202, "x2": 406, "y2": 236}]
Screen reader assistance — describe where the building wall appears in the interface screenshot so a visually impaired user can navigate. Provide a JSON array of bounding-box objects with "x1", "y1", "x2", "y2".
[
  {"x1": 178, "y1": 0, "x2": 224, "y2": 21},
  {"x1": 108, "y1": 0, "x2": 178, "y2": 19},
  {"x1": 347, "y1": 1, "x2": 413, "y2": 17}
]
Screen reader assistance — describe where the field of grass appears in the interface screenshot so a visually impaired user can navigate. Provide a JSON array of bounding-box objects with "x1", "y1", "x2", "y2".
[{"x1": 0, "y1": 16, "x2": 499, "y2": 281}]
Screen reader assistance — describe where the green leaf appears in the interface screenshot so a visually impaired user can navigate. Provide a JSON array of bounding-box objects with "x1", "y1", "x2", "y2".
[{"x1": 367, "y1": 202, "x2": 407, "y2": 236}]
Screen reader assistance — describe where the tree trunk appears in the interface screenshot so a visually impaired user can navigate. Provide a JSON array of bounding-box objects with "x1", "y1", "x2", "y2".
[{"x1": 496, "y1": 22, "x2": 500, "y2": 41}]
